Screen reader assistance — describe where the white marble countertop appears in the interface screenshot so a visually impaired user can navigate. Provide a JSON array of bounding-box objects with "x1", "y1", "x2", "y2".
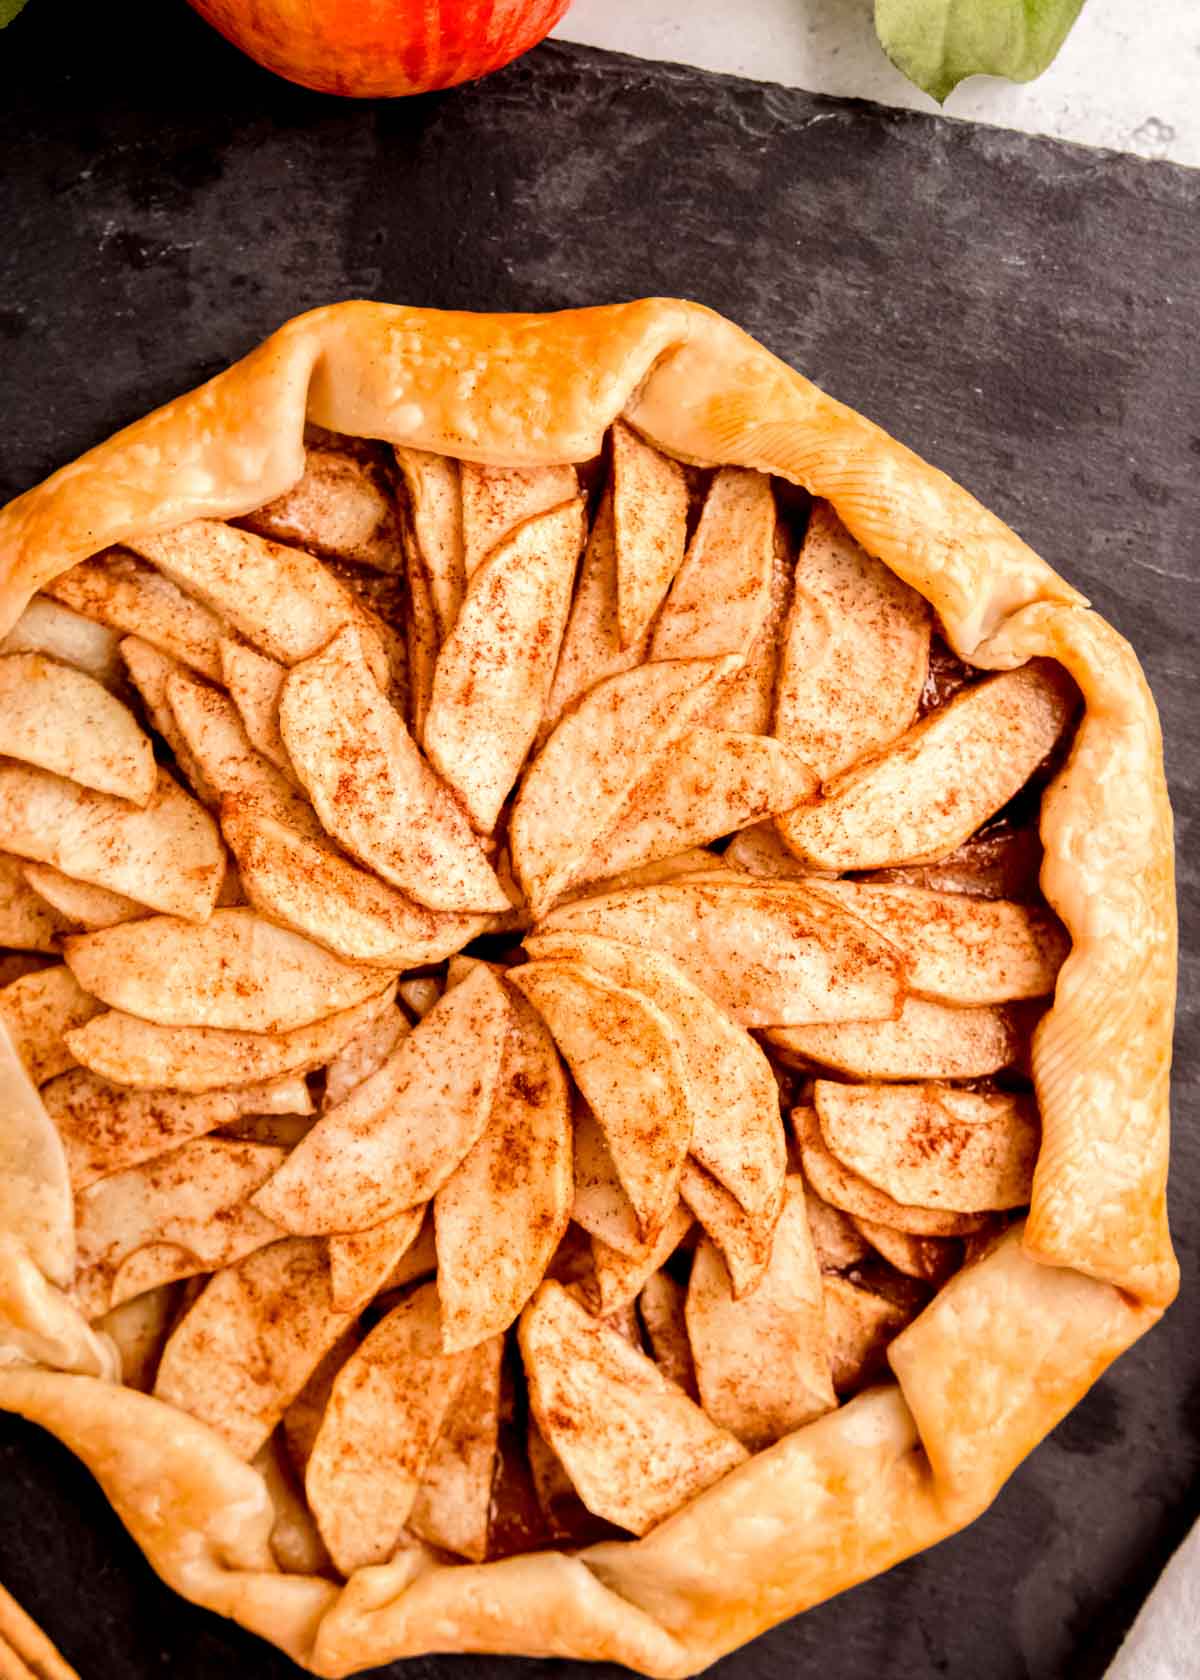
[{"x1": 555, "y1": 0, "x2": 1198, "y2": 167}]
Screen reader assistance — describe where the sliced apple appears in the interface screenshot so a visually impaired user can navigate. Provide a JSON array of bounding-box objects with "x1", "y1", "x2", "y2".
[
  {"x1": 561, "y1": 846, "x2": 727, "y2": 906},
  {"x1": 253, "y1": 962, "x2": 512, "y2": 1235},
  {"x1": 326, "y1": 1203, "x2": 427, "y2": 1314},
  {"x1": 509, "y1": 960, "x2": 691, "y2": 1240},
  {"x1": 279, "y1": 625, "x2": 508, "y2": 914},
  {"x1": 773, "y1": 501, "x2": 930, "y2": 788},
  {"x1": 393, "y1": 445, "x2": 464, "y2": 638},
  {"x1": 22, "y1": 864, "x2": 146, "y2": 930},
  {"x1": 520, "y1": 1280, "x2": 747, "y2": 1535},
  {"x1": 94, "y1": 1284, "x2": 177, "y2": 1391},
  {"x1": 47, "y1": 551, "x2": 227, "y2": 679},
  {"x1": 822, "y1": 1275, "x2": 911, "y2": 1393},
  {"x1": 217, "y1": 640, "x2": 291, "y2": 771},
  {"x1": 46, "y1": 1065, "x2": 312, "y2": 1189},
  {"x1": 119, "y1": 636, "x2": 216, "y2": 803},
  {"x1": 221, "y1": 801, "x2": 488, "y2": 970},
  {"x1": 382, "y1": 1212, "x2": 438, "y2": 1293},
  {"x1": 779, "y1": 659, "x2": 1076, "y2": 870},
  {"x1": 322, "y1": 1004, "x2": 409, "y2": 1110},
  {"x1": 536, "y1": 878, "x2": 905, "y2": 1028},
  {"x1": 590, "y1": 1203, "x2": 693, "y2": 1315},
  {"x1": 409, "y1": 1334, "x2": 504, "y2": 1562},
  {"x1": 570, "y1": 1097, "x2": 642, "y2": 1257},
  {"x1": 154, "y1": 1236, "x2": 358, "y2": 1460},
  {"x1": 74, "y1": 1138, "x2": 286, "y2": 1317},
  {"x1": 650, "y1": 468, "x2": 776, "y2": 661},
  {"x1": 400, "y1": 515, "x2": 440, "y2": 744},
  {"x1": 65, "y1": 991, "x2": 391, "y2": 1098},
  {"x1": 804, "y1": 1188, "x2": 871, "y2": 1272},
  {"x1": 63, "y1": 908, "x2": 386, "y2": 1034},
  {"x1": 524, "y1": 931, "x2": 785, "y2": 1224},
  {"x1": 424, "y1": 498, "x2": 587, "y2": 832},
  {"x1": 397, "y1": 976, "x2": 443, "y2": 1019},
  {"x1": 217, "y1": 1113, "x2": 316, "y2": 1148},
  {"x1": 252, "y1": 1431, "x2": 333, "y2": 1577},
  {"x1": 611, "y1": 422, "x2": 689, "y2": 649},
  {"x1": 804, "y1": 881, "x2": 1068, "y2": 1006},
  {"x1": 1, "y1": 596, "x2": 124, "y2": 689},
  {"x1": 281, "y1": 1326, "x2": 358, "y2": 1478},
  {"x1": 791, "y1": 1106, "x2": 987, "y2": 1237},
  {"x1": 813, "y1": 1080, "x2": 1039, "y2": 1213},
  {"x1": 512, "y1": 653, "x2": 737, "y2": 916},
  {"x1": 243, "y1": 448, "x2": 403, "y2": 571},
  {"x1": 0, "y1": 854, "x2": 75, "y2": 951},
  {"x1": 128, "y1": 519, "x2": 388, "y2": 683},
  {"x1": 678, "y1": 1158, "x2": 781, "y2": 1299},
  {"x1": 696, "y1": 514, "x2": 793, "y2": 734},
  {"x1": 766, "y1": 996, "x2": 1020, "y2": 1080},
  {"x1": 852, "y1": 1216, "x2": 960, "y2": 1284},
  {"x1": 0, "y1": 653, "x2": 155, "y2": 805},
  {"x1": 722, "y1": 819, "x2": 825, "y2": 880},
  {"x1": 0, "y1": 763, "x2": 223, "y2": 923},
  {"x1": 435, "y1": 989, "x2": 572, "y2": 1352},
  {"x1": 686, "y1": 1177, "x2": 835, "y2": 1448},
  {"x1": 637, "y1": 1270, "x2": 697, "y2": 1398},
  {"x1": 306, "y1": 1280, "x2": 471, "y2": 1574},
  {"x1": 0, "y1": 965, "x2": 102, "y2": 1085},
  {"x1": 460, "y1": 462, "x2": 578, "y2": 579}
]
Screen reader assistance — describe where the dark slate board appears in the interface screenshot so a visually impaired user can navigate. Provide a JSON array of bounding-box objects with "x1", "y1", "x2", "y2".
[{"x1": 2, "y1": 4, "x2": 1198, "y2": 1678}]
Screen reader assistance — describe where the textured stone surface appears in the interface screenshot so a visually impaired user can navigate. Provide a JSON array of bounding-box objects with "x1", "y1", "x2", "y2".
[{"x1": 1, "y1": 6, "x2": 1197, "y2": 1679}]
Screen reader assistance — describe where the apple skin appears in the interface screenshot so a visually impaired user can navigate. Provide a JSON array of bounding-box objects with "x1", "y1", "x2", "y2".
[{"x1": 188, "y1": 0, "x2": 572, "y2": 98}]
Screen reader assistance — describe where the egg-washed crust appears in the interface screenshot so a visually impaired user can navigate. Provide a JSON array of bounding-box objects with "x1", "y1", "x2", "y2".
[{"x1": 0, "y1": 298, "x2": 1176, "y2": 1677}]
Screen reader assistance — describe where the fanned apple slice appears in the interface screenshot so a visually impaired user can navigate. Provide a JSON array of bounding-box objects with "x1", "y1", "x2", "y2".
[
  {"x1": 222, "y1": 802, "x2": 488, "y2": 970},
  {"x1": 678, "y1": 1158, "x2": 781, "y2": 1299},
  {"x1": 638, "y1": 1271, "x2": 697, "y2": 1398},
  {"x1": 327, "y1": 1203, "x2": 427, "y2": 1313},
  {"x1": 509, "y1": 960, "x2": 691, "y2": 1240},
  {"x1": 822, "y1": 1276, "x2": 911, "y2": 1393},
  {"x1": 536, "y1": 878, "x2": 905, "y2": 1028},
  {"x1": 22, "y1": 864, "x2": 145, "y2": 930},
  {"x1": 766, "y1": 996, "x2": 1020, "y2": 1080},
  {"x1": 47, "y1": 551, "x2": 227, "y2": 679},
  {"x1": 128, "y1": 519, "x2": 388, "y2": 683},
  {"x1": 322, "y1": 1004, "x2": 409, "y2": 1110},
  {"x1": 791, "y1": 1106, "x2": 988, "y2": 1237},
  {"x1": 852, "y1": 1216, "x2": 960, "y2": 1284},
  {"x1": 64, "y1": 987, "x2": 394, "y2": 1093},
  {"x1": 541, "y1": 489, "x2": 647, "y2": 740},
  {"x1": 0, "y1": 965, "x2": 102, "y2": 1085},
  {"x1": 165, "y1": 666, "x2": 322, "y2": 835},
  {"x1": 813, "y1": 1080, "x2": 1039, "y2": 1213},
  {"x1": 650, "y1": 468, "x2": 776, "y2": 661},
  {"x1": 243, "y1": 449, "x2": 403, "y2": 571},
  {"x1": 525, "y1": 931, "x2": 785, "y2": 1223},
  {"x1": 779, "y1": 660, "x2": 1076, "y2": 870},
  {"x1": 520, "y1": 1280, "x2": 747, "y2": 1535},
  {"x1": 561, "y1": 847, "x2": 727, "y2": 907},
  {"x1": 119, "y1": 636, "x2": 216, "y2": 803},
  {"x1": 394, "y1": 446, "x2": 465, "y2": 637},
  {"x1": 400, "y1": 515, "x2": 440, "y2": 744},
  {"x1": 409, "y1": 1334, "x2": 504, "y2": 1562},
  {"x1": 306, "y1": 1281, "x2": 472, "y2": 1574},
  {"x1": 0, "y1": 855, "x2": 75, "y2": 950},
  {"x1": 591, "y1": 1203, "x2": 693, "y2": 1315},
  {"x1": 63, "y1": 909, "x2": 387, "y2": 1033},
  {"x1": 697, "y1": 515, "x2": 793, "y2": 734},
  {"x1": 611, "y1": 422, "x2": 689, "y2": 649},
  {"x1": 686, "y1": 1177, "x2": 835, "y2": 1448},
  {"x1": 74, "y1": 1139, "x2": 286, "y2": 1317},
  {"x1": 570, "y1": 1098, "x2": 642, "y2": 1257},
  {"x1": 218, "y1": 640, "x2": 292, "y2": 772},
  {"x1": 382, "y1": 1213, "x2": 438, "y2": 1293},
  {"x1": 773, "y1": 501, "x2": 930, "y2": 791},
  {"x1": 154, "y1": 1237, "x2": 357, "y2": 1459},
  {"x1": 254, "y1": 963, "x2": 512, "y2": 1235},
  {"x1": 279, "y1": 625, "x2": 508, "y2": 914},
  {"x1": 0, "y1": 653, "x2": 155, "y2": 804},
  {"x1": 424, "y1": 498, "x2": 587, "y2": 832},
  {"x1": 804, "y1": 1189, "x2": 871, "y2": 1272},
  {"x1": 460, "y1": 462, "x2": 578, "y2": 579},
  {"x1": 804, "y1": 882, "x2": 1068, "y2": 1006},
  {"x1": 1, "y1": 596, "x2": 124, "y2": 689},
  {"x1": 434, "y1": 989, "x2": 572, "y2": 1352},
  {"x1": 281, "y1": 1327, "x2": 358, "y2": 1477},
  {"x1": 582, "y1": 730, "x2": 818, "y2": 884},
  {"x1": 46, "y1": 1066, "x2": 312, "y2": 1189},
  {"x1": 0, "y1": 763, "x2": 223, "y2": 923},
  {"x1": 512, "y1": 654, "x2": 739, "y2": 916}
]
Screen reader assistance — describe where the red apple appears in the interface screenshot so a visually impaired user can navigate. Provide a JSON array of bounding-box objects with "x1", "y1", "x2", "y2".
[{"x1": 187, "y1": 0, "x2": 572, "y2": 98}]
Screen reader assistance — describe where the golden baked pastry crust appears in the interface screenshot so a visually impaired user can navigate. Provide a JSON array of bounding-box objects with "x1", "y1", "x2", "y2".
[{"x1": 0, "y1": 298, "x2": 1177, "y2": 1676}]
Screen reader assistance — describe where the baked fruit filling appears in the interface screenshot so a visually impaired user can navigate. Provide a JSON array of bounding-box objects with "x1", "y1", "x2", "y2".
[{"x1": 0, "y1": 420, "x2": 1078, "y2": 1574}]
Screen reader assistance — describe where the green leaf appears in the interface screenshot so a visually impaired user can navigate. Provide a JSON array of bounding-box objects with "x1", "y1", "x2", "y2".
[
  {"x1": 875, "y1": 0, "x2": 1087, "y2": 103},
  {"x1": 0, "y1": 0, "x2": 32, "y2": 26}
]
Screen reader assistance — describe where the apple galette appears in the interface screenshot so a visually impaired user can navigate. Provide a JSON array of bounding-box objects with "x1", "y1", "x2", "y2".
[{"x1": 0, "y1": 300, "x2": 1176, "y2": 1678}]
